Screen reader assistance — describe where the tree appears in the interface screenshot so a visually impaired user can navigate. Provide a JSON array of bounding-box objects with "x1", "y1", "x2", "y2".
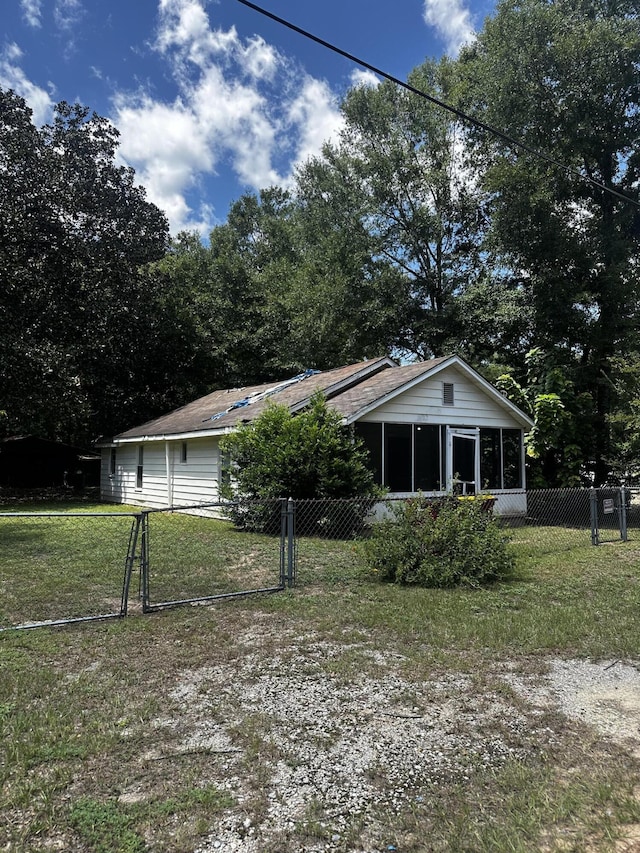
[
  {"x1": 295, "y1": 60, "x2": 491, "y2": 361},
  {"x1": 456, "y1": 0, "x2": 640, "y2": 483},
  {"x1": 0, "y1": 90, "x2": 171, "y2": 444},
  {"x1": 496, "y1": 348, "x2": 593, "y2": 486},
  {"x1": 204, "y1": 187, "x2": 402, "y2": 378},
  {"x1": 605, "y1": 352, "x2": 640, "y2": 483}
]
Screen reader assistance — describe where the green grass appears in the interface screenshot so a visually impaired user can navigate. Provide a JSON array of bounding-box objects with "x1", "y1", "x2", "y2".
[
  {"x1": 0, "y1": 505, "x2": 139, "y2": 625},
  {"x1": 144, "y1": 512, "x2": 282, "y2": 605},
  {"x1": 1, "y1": 502, "x2": 640, "y2": 851}
]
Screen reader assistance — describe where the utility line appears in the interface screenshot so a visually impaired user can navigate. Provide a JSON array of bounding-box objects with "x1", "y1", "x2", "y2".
[{"x1": 236, "y1": 0, "x2": 640, "y2": 210}]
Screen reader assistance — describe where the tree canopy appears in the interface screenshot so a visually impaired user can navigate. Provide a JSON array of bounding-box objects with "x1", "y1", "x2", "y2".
[
  {"x1": 456, "y1": 0, "x2": 640, "y2": 482},
  {"x1": 0, "y1": 91, "x2": 177, "y2": 444}
]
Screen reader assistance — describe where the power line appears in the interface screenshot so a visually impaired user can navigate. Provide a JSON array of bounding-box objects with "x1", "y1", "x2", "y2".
[{"x1": 236, "y1": 0, "x2": 640, "y2": 210}]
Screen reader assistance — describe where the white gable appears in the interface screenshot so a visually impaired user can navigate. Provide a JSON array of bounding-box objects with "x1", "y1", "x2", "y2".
[{"x1": 357, "y1": 364, "x2": 525, "y2": 429}]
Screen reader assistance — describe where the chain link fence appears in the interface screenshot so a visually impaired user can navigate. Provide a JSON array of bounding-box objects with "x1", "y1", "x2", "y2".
[
  {"x1": 290, "y1": 488, "x2": 640, "y2": 585},
  {"x1": 2, "y1": 489, "x2": 637, "y2": 628},
  {"x1": 0, "y1": 500, "x2": 291, "y2": 630},
  {"x1": 518, "y1": 487, "x2": 639, "y2": 549},
  {"x1": 139, "y1": 500, "x2": 290, "y2": 612},
  {"x1": 0, "y1": 511, "x2": 140, "y2": 630}
]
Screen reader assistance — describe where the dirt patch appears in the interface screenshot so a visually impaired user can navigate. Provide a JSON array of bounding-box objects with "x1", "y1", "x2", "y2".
[
  {"x1": 505, "y1": 658, "x2": 640, "y2": 755},
  {"x1": 128, "y1": 632, "x2": 640, "y2": 853}
]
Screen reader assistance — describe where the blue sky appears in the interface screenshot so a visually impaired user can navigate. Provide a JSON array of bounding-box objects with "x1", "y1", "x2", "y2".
[{"x1": 2, "y1": 0, "x2": 495, "y2": 236}]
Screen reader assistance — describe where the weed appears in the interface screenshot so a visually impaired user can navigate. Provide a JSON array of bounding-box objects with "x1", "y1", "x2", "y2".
[
  {"x1": 2, "y1": 501, "x2": 640, "y2": 850},
  {"x1": 69, "y1": 798, "x2": 145, "y2": 852}
]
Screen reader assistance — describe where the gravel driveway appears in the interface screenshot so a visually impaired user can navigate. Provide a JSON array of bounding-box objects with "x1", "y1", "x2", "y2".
[{"x1": 123, "y1": 624, "x2": 640, "y2": 853}]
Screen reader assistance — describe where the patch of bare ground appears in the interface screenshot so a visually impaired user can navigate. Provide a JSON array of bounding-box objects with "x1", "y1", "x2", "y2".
[
  {"x1": 101, "y1": 625, "x2": 635, "y2": 853},
  {"x1": 7, "y1": 614, "x2": 640, "y2": 852}
]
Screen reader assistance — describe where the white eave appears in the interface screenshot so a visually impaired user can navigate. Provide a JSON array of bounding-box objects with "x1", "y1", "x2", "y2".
[{"x1": 106, "y1": 426, "x2": 236, "y2": 445}]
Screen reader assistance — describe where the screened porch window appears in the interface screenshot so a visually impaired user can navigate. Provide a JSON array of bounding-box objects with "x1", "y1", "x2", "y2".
[
  {"x1": 384, "y1": 424, "x2": 412, "y2": 492},
  {"x1": 414, "y1": 425, "x2": 442, "y2": 491},
  {"x1": 354, "y1": 422, "x2": 444, "y2": 493},
  {"x1": 355, "y1": 422, "x2": 522, "y2": 493},
  {"x1": 355, "y1": 423, "x2": 382, "y2": 486},
  {"x1": 479, "y1": 428, "x2": 523, "y2": 489}
]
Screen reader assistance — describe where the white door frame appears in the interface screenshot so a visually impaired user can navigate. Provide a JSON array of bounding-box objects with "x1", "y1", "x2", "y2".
[{"x1": 446, "y1": 427, "x2": 480, "y2": 494}]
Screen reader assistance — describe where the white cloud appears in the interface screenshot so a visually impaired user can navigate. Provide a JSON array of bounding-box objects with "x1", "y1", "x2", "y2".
[
  {"x1": 423, "y1": 0, "x2": 475, "y2": 55},
  {"x1": 20, "y1": 0, "x2": 42, "y2": 28},
  {"x1": 54, "y1": 0, "x2": 84, "y2": 31},
  {"x1": 286, "y1": 77, "x2": 344, "y2": 180},
  {"x1": 0, "y1": 43, "x2": 54, "y2": 124},
  {"x1": 112, "y1": 0, "x2": 344, "y2": 235},
  {"x1": 350, "y1": 69, "x2": 381, "y2": 89},
  {"x1": 113, "y1": 93, "x2": 215, "y2": 231},
  {"x1": 241, "y1": 35, "x2": 279, "y2": 81}
]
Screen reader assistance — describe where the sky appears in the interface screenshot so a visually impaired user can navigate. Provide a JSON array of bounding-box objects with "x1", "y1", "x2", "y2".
[{"x1": 2, "y1": 0, "x2": 496, "y2": 236}]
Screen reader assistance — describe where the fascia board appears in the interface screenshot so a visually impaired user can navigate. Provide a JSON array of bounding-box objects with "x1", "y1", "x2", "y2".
[
  {"x1": 112, "y1": 427, "x2": 234, "y2": 445},
  {"x1": 449, "y1": 358, "x2": 536, "y2": 429}
]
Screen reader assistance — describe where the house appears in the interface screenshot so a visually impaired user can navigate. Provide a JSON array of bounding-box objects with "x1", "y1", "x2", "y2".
[
  {"x1": 98, "y1": 356, "x2": 534, "y2": 516},
  {"x1": 0, "y1": 436, "x2": 101, "y2": 490}
]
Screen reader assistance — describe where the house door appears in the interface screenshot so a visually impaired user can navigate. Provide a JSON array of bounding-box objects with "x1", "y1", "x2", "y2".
[{"x1": 446, "y1": 428, "x2": 480, "y2": 495}]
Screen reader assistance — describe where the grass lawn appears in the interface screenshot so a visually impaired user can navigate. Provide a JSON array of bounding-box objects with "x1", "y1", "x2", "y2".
[{"x1": 1, "y1": 502, "x2": 640, "y2": 851}]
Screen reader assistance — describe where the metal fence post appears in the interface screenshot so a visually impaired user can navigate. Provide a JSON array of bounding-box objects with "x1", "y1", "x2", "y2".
[
  {"x1": 287, "y1": 497, "x2": 296, "y2": 588},
  {"x1": 590, "y1": 488, "x2": 599, "y2": 546},
  {"x1": 120, "y1": 514, "x2": 142, "y2": 617},
  {"x1": 140, "y1": 511, "x2": 151, "y2": 612},
  {"x1": 620, "y1": 486, "x2": 628, "y2": 542},
  {"x1": 279, "y1": 498, "x2": 287, "y2": 588}
]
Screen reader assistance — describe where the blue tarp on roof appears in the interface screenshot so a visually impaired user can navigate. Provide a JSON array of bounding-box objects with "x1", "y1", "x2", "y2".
[{"x1": 205, "y1": 369, "x2": 320, "y2": 422}]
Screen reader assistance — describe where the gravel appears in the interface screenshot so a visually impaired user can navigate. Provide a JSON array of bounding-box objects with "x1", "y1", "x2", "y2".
[
  {"x1": 131, "y1": 629, "x2": 640, "y2": 852},
  {"x1": 138, "y1": 633, "x2": 578, "y2": 853},
  {"x1": 505, "y1": 658, "x2": 640, "y2": 754}
]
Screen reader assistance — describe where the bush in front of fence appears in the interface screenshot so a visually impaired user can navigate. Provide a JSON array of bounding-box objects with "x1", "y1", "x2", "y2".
[
  {"x1": 362, "y1": 494, "x2": 515, "y2": 588},
  {"x1": 221, "y1": 392, "x2": 381, "y2": 534}
]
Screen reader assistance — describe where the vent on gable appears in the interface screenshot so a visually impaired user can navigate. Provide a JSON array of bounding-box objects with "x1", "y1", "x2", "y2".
[{"x1": 443, "y1": 382, "x2": 455, "y2": 406}]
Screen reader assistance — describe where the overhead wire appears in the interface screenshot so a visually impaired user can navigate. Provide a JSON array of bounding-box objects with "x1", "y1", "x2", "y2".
[{"x1": 236, "y1": 0, "x2": 640, "y2": 210}]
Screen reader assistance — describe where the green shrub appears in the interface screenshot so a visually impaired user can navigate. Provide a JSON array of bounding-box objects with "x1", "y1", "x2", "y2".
[
  {"x1": 362, "y1": 495, "x2": 515, "y2": 588},
  {"x1": 220, "y1": 391, "x2": 381, "y2": 535}
]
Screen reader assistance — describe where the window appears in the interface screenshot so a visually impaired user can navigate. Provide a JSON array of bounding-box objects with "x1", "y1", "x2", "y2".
[
  {"x1": 480, "y1": 429, "x2": 501, "y2": 490},
  {"x1": 355, "y1": 422, "x2": 443, "y2": 493},
  {"x1": 443, "y1": 382, "x2": 454, "y2": 406},
  {"x1": 136, "y1": 446, "x2": 143, "y2": 489},
  {"x1": 384, "y1": 424, "x2": 412, "y2": 492},
  {"x1": 354, "y1": 422, "x2": 382, "y2": 485},
  {"x1": 479, "y1": 428, "x2": 523, "y2": 489},
  {"x1": 355, "y1": 422, "x2": 523, "y2": 493},
  {"x1": 414, "y1": 425, "x2": 442, "y2": 490},
  {"x1": 502, "y1": 429, "x2": 523, "y2": 488},
  {"x1": 109, "y1": 447, "x2": 116, "y2": 477},
  {"x1": 180, "y1": 442, "x2": 188, "y2": 463}
]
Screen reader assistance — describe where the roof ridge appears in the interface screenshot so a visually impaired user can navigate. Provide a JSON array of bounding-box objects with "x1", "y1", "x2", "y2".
[{"x1": 204, "y1": 369, "x2": 321, "y2": 422}]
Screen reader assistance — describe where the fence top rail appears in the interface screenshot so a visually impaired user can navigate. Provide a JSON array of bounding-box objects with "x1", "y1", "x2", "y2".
[
  {"x1": 142, "y1": 501, "x2": 238, "y2": 514},
  {"x1": 142, "y1": 499, "x2": 288, "y2": 514},
  {"x1": 0, "y1": 511, "x2": 142, "y2": 518}
]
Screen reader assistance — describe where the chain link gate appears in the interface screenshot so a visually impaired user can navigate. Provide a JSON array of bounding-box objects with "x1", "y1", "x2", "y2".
[
  {"x1": 590, "y1": 487, "x2": 632, "y2": 545},
  {"x1": 0, "y1": 501, "x2": 296, "y2": 630},
  {"x1": 0, "y1": 510, "x2": 142, "y2": 631},
  {"x1": 138, "y1": 499, "x2": 296, "y2": 614}
]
